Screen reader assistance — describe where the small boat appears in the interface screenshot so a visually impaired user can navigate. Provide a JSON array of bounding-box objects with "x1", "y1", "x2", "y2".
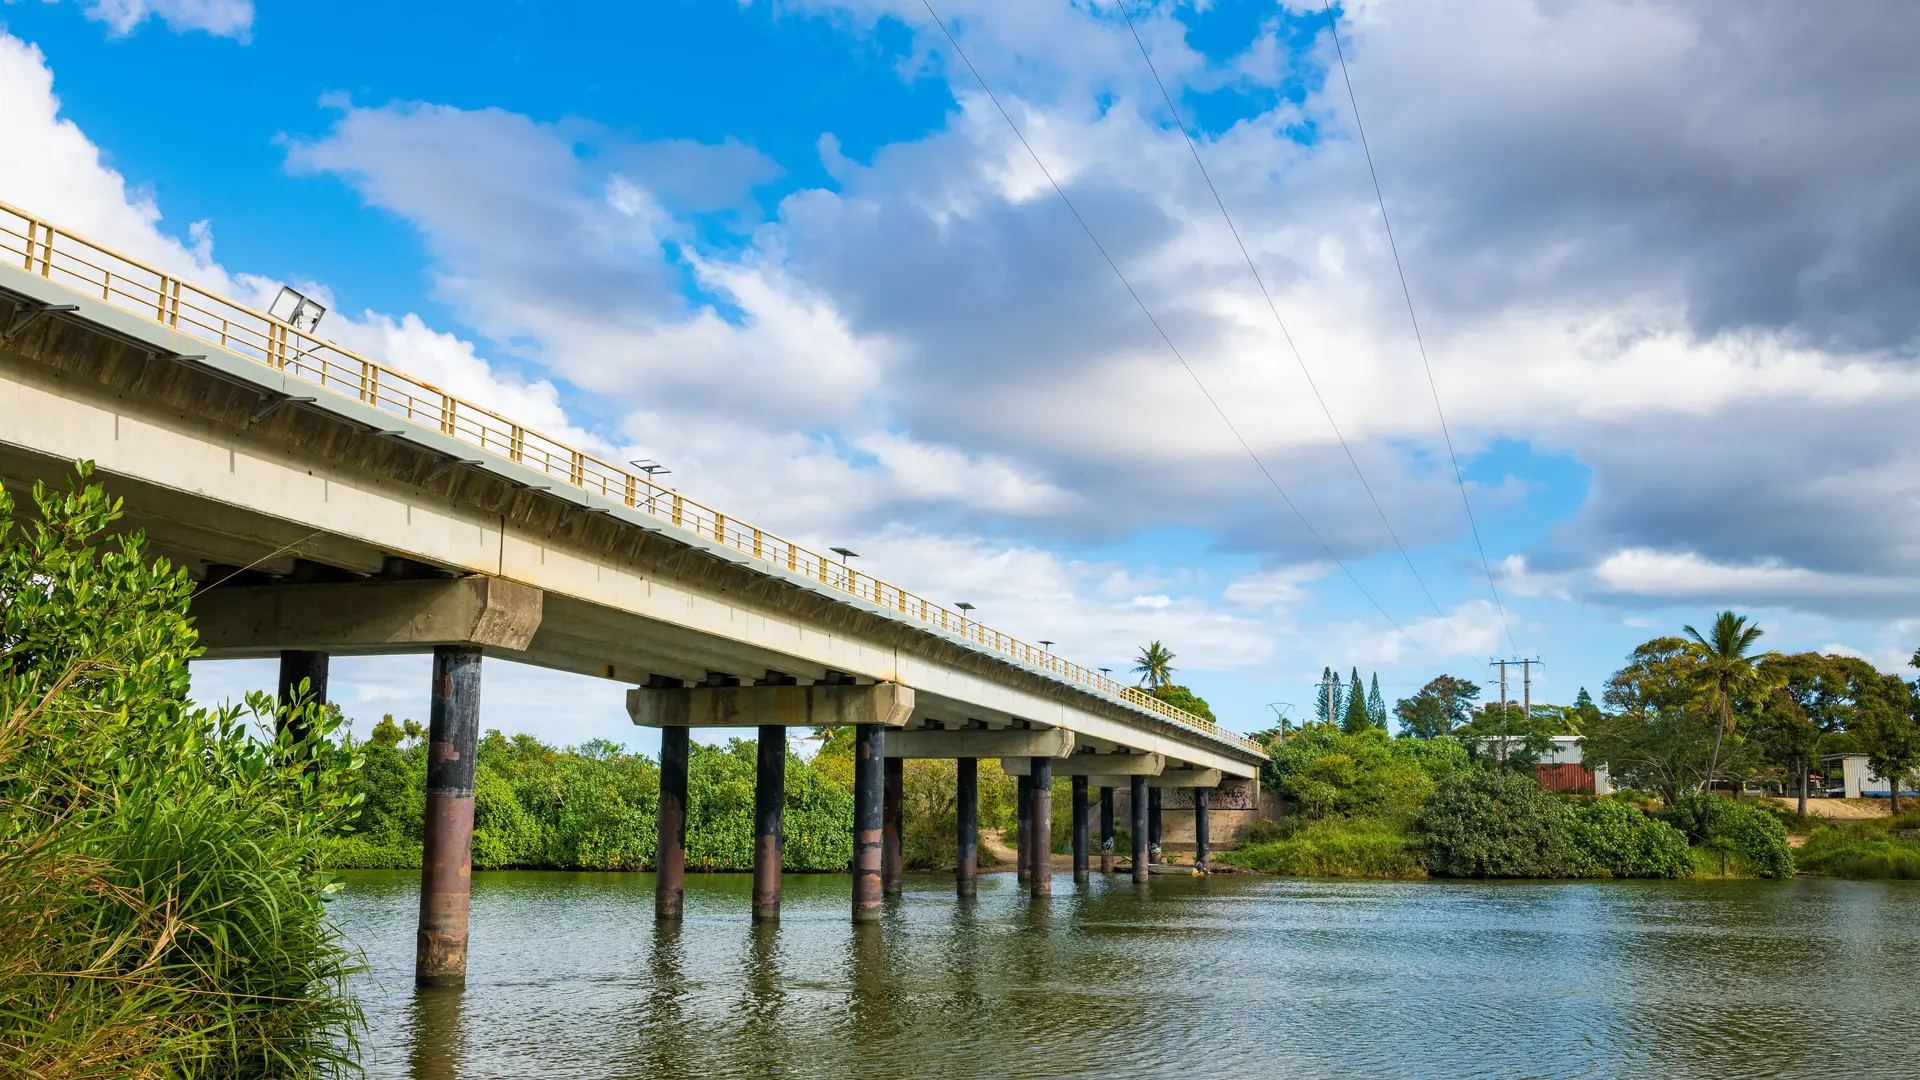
[{"x1": 1146, "y1": 862, "x2": 1206, "y2": 876}]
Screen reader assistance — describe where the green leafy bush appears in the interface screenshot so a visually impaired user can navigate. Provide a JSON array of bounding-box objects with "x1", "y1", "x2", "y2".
[
  {"x1": 1265, "y1": 727, "x2": 1464, "y2": 823},
  {"x1": 1416, "y1": 769, "x2": 1574, "y2": 877},
  {"x1": 1796, "y1": 822, "x2": 1920, "y2": 880},
  {"x1": 1566, "y1": 797, "x2": 1692, "y2": 878},
  {"x1": 1221, "y1": 819, "x2": 1424, "y2": 878},
  {"x1": 1661, "y1": 793, "x2": 1794, "y2": 878},
  {"x1": 0, "y1": 467, "x2": 362, "y2": 1078}
]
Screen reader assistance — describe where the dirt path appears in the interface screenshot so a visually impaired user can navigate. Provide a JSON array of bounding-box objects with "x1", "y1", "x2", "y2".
[{"x1": 1766, "y1": 797, "x2": 1890, "y2": 821}]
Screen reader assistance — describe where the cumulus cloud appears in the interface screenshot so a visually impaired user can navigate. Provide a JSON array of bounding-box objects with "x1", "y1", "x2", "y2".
[{"x1": 69, "y1": 0, "x2": 252, "y2": 39}]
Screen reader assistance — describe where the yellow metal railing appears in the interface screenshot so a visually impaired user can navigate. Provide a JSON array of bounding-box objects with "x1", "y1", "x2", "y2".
[{"x1": 0, "y1": 199, "x2": 1261, "y2": 755}]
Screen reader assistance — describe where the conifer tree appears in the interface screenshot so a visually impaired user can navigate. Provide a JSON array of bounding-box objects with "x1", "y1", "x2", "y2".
[
  {"x1": 1367, "y1": 672, "x2": 1387, "y2": 728},
  {"x1": 1342, "y1": 668, "x2": 1371, "y2": 733},
  {"x1": 1315, "y1": 666, "x2": 1346, "y2": 727}
]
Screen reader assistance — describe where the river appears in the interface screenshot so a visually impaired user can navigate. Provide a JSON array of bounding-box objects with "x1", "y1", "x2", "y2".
[{"x1": 333, "y1": 869, "x2": 1920, "y2": 1079}]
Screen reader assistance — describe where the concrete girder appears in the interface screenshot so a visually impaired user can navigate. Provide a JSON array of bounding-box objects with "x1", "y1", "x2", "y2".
[
  {"x1": 628, "y1": 682, "x2": 914, "y2": 729},
  {"x1": 540, "y1": 594, "x2": 833, "y2": 685},
  {"x1": 1002, "y1": 753, "x2": 1164, "y2": 778},
  {"x1": 886, "y1": 728, "x2": 1073, "y2": 759},
  {"x1": 1084, "y1": 768, "x2": 1222, "y2": 789},
  {"x1": 527, "y1": 623, "x2": 767, "y2": 686},
  {"x1": 192, "y1": 576, "x2": 543, "y2": 657},
  {"x1": 516, "y1": 645, "x2": 709, "y2": 689}
]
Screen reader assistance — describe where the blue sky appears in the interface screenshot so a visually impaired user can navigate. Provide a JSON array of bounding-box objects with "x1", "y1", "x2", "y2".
[{"x1": 4, "y1": 0, "x2": 1917, "y2": 750}]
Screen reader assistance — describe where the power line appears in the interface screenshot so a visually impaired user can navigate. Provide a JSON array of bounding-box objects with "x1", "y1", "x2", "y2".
[
  {"x1": 1318, "y1": 1, "x2": 1520, "y2": 656},
  {"x1": 1113, "y1": 0, "x2": 1469, "y2": 656},
  {"x1": 917, "y1": 0, "x2": 1436, "y2": 661}
]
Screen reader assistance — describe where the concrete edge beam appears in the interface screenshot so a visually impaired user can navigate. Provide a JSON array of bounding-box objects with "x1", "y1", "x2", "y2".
[
  {"x1": 628, "y1": 681, "x2": 914, "y2": 729},
  {"x1": 193, "y1": 576, "x2": 543, "y2": 656},
  {"x1": 1003, "y1": 752, "x2": 1164, "y2": 778},
  {"x1": 887, "y1": 728, "x2": 1073, "y2": 759}
]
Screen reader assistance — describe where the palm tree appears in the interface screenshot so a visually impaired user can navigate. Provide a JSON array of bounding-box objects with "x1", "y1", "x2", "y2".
[
  {"x1": 1133, "y1": 641, "x2": 1176, "y2": 690},
  {"x1": 1681, "y1": 611, "x2": 1779, "y2": 792}
]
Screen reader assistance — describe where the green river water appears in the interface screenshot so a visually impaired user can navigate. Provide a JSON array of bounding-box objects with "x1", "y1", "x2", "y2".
[{"x1": 333, "y1": 869, "x2": 1920, "y2": 1079}]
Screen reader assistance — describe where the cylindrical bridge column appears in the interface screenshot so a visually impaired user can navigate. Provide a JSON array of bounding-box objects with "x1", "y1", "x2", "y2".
[
  {"x1": 1130, "y1": 775, "x2": 1149, "y2": 884},
  {"x1": 1195, "y1": 785, "x2": 1211, "y2": 872},
  {"x1": 883, "y1": 756, "x2": 904, "y2": 896},
  {"x1": 753, "y1": 725, "x2": 785, "y2": 921},
  {"x1": 1148, "y1": 786, "x2": 1164, "y2": 865},
  {"x1": 1015, "y1": 772, "x2": 1032, "y2": 887},
  {"x1": 956, "y1": 757, "x2": 979, "y2": 897},
  {"x1": 655, "y1": 725, "x2": 689, "y2": 921},
  {"x1": 1028, "y1": 757, "x2": 1053, "y2": 897},
  {"x1": 852, "y1": 724, "x2": 885, "y2": 923},
  {"x1": 275, "y1": 649, "x2": 330, "y2": 740},
  {"x1": 417, "y1": 646, "x2": 481, "y2": 988},
  {"x1": 1071, "y1": 775, "x2": 1090, "y2": 884},
  {"x1": 1099, "y1": 785, "x2": 1115, "y2": 874}
]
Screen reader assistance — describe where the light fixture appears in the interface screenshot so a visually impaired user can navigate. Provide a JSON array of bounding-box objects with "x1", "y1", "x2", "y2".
[
  {"x1": 268, "y1": 285, "x2": 326, "y2": 333},
  {"x1": 954, "y1": 602, "x2": 975, "y2": 612},
  {"x1": 629, "y1": 459, "x2": 671, "y2": 481},
  {"x1": 1039, "y1": 640, "x2": 1054, "y2": 652},
  {"x1": 830, "y1": 547, "x2": 859, "y2": 563}
]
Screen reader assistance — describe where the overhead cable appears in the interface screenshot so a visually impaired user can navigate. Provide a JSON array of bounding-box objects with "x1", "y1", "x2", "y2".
[
  {"x1": 918, "y1": 0, "x2": 1437, "y2": 661},
  {"x1": 1114, "y1": 0, "x2": 1471, "y2": 656},
  {"x1": 1317, "y1": 0, "x2": 1520, "y2": 655}
]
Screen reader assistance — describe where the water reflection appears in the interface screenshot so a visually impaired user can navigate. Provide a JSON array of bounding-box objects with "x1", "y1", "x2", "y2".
[
  {"x1": 403, "y1": 987, "x2": 463, "y2": 1080},
  {"x1": 332, "y1": 871, "x2": 1920, "y2": 1080}
]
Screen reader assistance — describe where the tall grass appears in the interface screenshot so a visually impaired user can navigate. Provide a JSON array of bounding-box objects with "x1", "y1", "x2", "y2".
[{"x1": 0, "y1": 466, "x2": 363, "y2": 1078}]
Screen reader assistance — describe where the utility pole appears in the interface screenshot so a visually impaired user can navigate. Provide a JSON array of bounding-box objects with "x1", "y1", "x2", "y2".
[
  {"x1": 1322, "y1": 669, "x2": 1339, "y2": 728},
  {"x1": 1490, "y1": 659, "x2": 1511, "y2": 768}
]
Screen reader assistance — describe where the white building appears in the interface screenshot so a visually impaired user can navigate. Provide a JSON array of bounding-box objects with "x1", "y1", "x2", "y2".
[{"x1": 1821, "y1": 754, "x2": 1918, "y2": 799}]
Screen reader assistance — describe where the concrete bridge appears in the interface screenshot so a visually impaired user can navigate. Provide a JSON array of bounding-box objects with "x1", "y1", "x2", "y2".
[{"x1": 0, "y1": 201, "x2": 1266, "y2": 987}]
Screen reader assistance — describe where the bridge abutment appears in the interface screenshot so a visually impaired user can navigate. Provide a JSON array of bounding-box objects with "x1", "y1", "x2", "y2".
[{"x1": 417, "y1": 645, "x2": 481, "y2": 988}]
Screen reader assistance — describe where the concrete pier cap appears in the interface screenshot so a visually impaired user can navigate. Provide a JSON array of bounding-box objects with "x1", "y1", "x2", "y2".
[
  {"x1": 887, "y1": 727, "x2": 1072, "y2": 759},
  {"x1": 628, "y1": 681, "x2": 914, "y2": 729},
  {"x1": 193, "y1": 576, "x2": 544, "y2": 655}
]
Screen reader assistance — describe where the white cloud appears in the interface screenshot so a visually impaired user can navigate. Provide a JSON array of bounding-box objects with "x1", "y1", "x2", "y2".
[
  {"x1": 1591, "y1": 548, "x2": 1920, "y2": 610},
  {"x1": 70, "y1": 0, "x2": 252, "y2": 39}
]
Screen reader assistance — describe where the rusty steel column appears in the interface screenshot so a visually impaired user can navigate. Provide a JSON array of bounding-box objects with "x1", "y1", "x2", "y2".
[
  {"x1": 955, "y1": 757, "x2": 979, "y2": 897},
  {"x1": 1071, "y1": 775, "x2": 1090, "y2": 884},
  {"x1": 275, "y1": 649, "x2": 329, "y2": 740},
  {"x1": 1148, "y1": 786, "x2": 1164, "y2": 864},
  {"x1": 1028, "y1": 757, "x2": 1053, "y2": 897},
  {"x1": 1130, "y1": 775, "x2": 1149, "y2": 883},
  {"x1": 753, "y1": 724, "x2": 784, "y2": 921},
  {"x1": 1195, "y1": 786, "x2": 1211, "y2": 871},
  {"x1": 852, "y1": 724, "x2": 884, "y2": 922},
  {"x1": 1099, "y1": 785, "x2": 1115, "y2": 874},
  {"x1": 882, "y1": 755, "x2": 904, "y2": 896},
  {"x1": 1015, "y1": 772, "x2": 1032, "y2": 886},
  {"x1": 655, "y1": 725, "x2": 689, "y2": 921},
  {"x1": 417, "y1": 645, "x2": 481, "y2": 988}
]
